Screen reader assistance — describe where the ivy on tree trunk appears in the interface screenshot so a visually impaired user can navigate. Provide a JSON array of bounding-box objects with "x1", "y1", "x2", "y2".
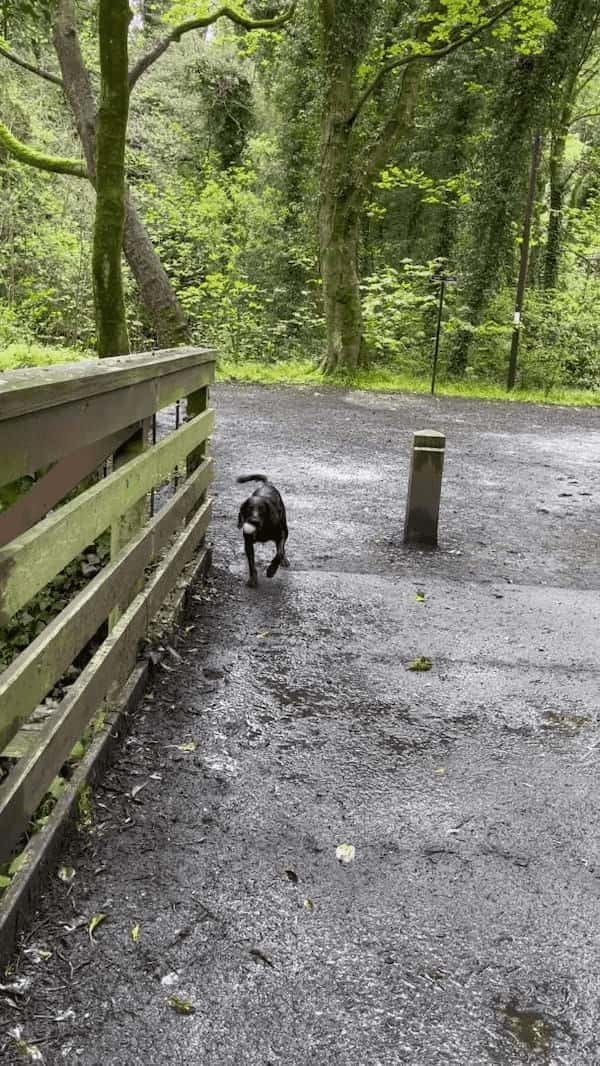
[
  {"x1": 93, "y1": 0, "x2": 131, "y2": 359},
  {"x1": 52, "y1": 0, "x2": 191, "y2": 348},
  {"x1": 316, "y1": 0, "x2": 506, "y2": 373},
  {"x1": 317, "y1": 10, "x2": 369, "y2": 374}
]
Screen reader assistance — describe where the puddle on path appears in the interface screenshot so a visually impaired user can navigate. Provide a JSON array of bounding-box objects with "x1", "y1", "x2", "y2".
[
  {"x1": 542, "y1": 711, "x2": 592, "y2": 732},
  {"x1": 497, "y1": 1000, "x2": 555, "y2": 1058}
]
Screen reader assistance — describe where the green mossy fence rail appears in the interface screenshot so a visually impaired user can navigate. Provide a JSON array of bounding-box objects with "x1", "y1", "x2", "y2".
[{"x1": 0, "y1": 348, "x2": 215, "y2": 864}]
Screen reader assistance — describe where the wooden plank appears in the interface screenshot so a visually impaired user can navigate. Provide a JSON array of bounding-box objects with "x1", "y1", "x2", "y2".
[
  {"x1": 109, "y1": 419, "x2": 150, "y2": 630},
  {"x1": 186, "y1": 386, "x2": 209, "y2": 521},
  {"x1": 186, "y1": 387, "x2": 209, "y2": 477},
  {"x1": 0, "y1": 457, "x2": 213, "y2": 752},
  {"x1": 0, "y1": 347, "x2": 214, "y2": 421},
  {"x1": 0, "y1": 424, "x2": 134, "y2": 548},
  {"x1": 0, "y1": 408, "x2": 214, "y2": 623},
  {"x1": 3, "y1": 722, "x2": 46, "y2": 760},
  {"x1": 0, "y1": 360, "x2": 214, "y2": 487},
  {"x1": 0, "y1": 497, "x2": 211, "y2": 863},
  {"x1": 0, "y1": 660, "x2": 150, "y2": 969}
]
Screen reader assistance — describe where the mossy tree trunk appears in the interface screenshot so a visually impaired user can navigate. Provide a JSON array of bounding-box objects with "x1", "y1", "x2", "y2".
[
  {"x1": 316, "y1": 0, "x2": 444, "y2": 373},
  {"x1": 53, "y1": 0, "x2": 190, "y2": 348},
  {"x1": 320, "y1": 202, "x2": 364, "y2": 372},
  {"x1": 93, "y1": 0, "x2": 131, "y2": 358},
  {"x1": 317, "y1": 14, "x2": 366, "y2": 373},
  {"x1": 542, "y1": 57, "x2": 585, "y2": 289},
  {"x1": 543, "y1": 119, "x2": 569, "y2": 290}
]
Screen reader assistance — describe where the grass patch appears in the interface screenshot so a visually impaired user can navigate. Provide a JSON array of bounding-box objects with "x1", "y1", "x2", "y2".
[
  {"x1": 0, "y1": 343, "x2": 91, "y2": 372},
  {"x1": 218, "y1": 357, "x2": 321, "y2": 387},
  {"x1": 217, "y1": 357, "x2": 600, "y2": 408}
]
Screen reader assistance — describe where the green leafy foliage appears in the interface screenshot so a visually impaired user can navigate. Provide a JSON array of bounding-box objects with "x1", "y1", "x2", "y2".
[
  {"x1": 362, "y1": 261, "x2": 440, "y2": 372},
  {"x1": 0, "y1": 0, "x2": 597, "y2": 396}
]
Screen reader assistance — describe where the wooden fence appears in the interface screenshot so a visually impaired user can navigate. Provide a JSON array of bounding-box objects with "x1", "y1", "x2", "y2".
[{"x1": 0, "y1": 348, "x2": 215, "y2": 865}]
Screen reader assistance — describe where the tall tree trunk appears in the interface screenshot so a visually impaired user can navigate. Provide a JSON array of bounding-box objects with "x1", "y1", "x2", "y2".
[
  {"x1": 320, "y1": 202, "x2": 364, "y2": 371},
  {"x1": 93, "y1": 0, "x2": 130, "y2": 357},
  {"x1": 318, "y1": 66, "x2": 365, "y2": 371},
  {"x1": 447, "y1": 55, "x2": 540, "y2": 376},
  {"x1": 52, "y1": 0, "x2": 190, "y2": 348},
  {"x1": 317, "y1": 1, "x2": 428, "y2": 372},
  {"x1": 543, "y1": 142, "x2": 565, "y2": 290},
  {"x1": 543, "y1": 93, "x2": 575, "y2": 289},
  {"x1": 317, "y1": 10, "x2": 366, "y2": 373}
]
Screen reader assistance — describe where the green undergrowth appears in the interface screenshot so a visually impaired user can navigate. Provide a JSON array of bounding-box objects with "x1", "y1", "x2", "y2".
[
  {"x1": 217, "y1": 357, "x2": 600, "y2": 408},
  {"x1": 0, "y1": 343, "x2": 91, "y2": 371},
  {"x1": 0, "y1": 713, "x2": 104, "y2": 899}
]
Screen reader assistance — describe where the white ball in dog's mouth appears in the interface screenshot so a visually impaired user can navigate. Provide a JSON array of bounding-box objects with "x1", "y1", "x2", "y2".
[{"x1": 242, "y1": 522, "x2": 257, "y2": 536}]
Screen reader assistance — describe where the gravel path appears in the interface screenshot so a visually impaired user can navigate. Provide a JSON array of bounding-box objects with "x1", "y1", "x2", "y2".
[{"x1": 1, "y1": 384, "x2": 599, "y2": 1065}]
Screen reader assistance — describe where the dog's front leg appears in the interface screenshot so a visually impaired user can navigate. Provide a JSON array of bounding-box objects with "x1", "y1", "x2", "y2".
[{"x1": 244, "y1": 534, "x2": 258, "y2": 587}]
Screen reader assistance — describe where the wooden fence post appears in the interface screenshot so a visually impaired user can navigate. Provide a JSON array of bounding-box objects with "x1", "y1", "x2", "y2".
[{"x1": 403, "y1": 430, "x2": 446, "y2": 546}]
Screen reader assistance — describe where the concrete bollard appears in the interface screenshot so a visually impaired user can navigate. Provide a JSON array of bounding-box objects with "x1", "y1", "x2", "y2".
[{"x1": 403, "y1": 430, "x2": 446, "y2": 546}]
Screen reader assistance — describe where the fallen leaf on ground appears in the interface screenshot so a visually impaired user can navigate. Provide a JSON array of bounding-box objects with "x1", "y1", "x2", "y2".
[
  {"x1": 407, "y1": 657, "x2": 432, "y2": 672},
  {"x1": 130, "y1": 782, "x2": 148, "y2": 799},
  {"x1": 8, "y1": 1027, "x2": 44, "y2": 1062},
  {"x1": 176, "y1": 741, "x2": 197, "y2": 753},
  {"x1": 58, "y1": 866, "x2": 76, "y2": 883},
  {"x1": 166, "y1": 995, "x2": 195, "y2": 1015},
  {"x1": 303, "y1": 898, "x2": 314, "y2": 911},
  {"x1": 131, "y1": 923, "x2": 141, "y2": 943},
  {"x1": 54, "y1": 1009, "x2": 76, "y2": 1023},
  {"x1": 415, "y1": 591, "x2": 426, "y2": 603},
  {"x1": 23, "y1": 947, "x2": 52, "y2": 964},
  {"x1": 88, "y1": 913, "x2": 108, "y2": 940},
  {"x1": 336, "y1": 843, "x2": 355, "y2": 864}
]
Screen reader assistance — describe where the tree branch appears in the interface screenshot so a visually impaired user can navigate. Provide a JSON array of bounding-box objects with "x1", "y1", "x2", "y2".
[
  {"x1": 347, "y1": 0, "x2": 521, "y2": 126},
  {"x1": 0, "y1": 43, "x2": 64, "y2": 87},
  {"x1": 571, "y1": 108, "x2": 600, "y2": 123},
  {"x1": 0, "y1": 120, "x2": 87, "y2": 177},
  {"x1": 128, "y1": 2, "x2": 296, "y2": 89},
  {"x1": 353, "y1": 65, "x2": 422, "y2": 209},
  {"x1": 573, "y1": 60, "x2": 600, "y2": 95}
]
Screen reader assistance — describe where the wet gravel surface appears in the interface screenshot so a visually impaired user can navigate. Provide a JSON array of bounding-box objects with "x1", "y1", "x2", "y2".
[{"x1": 1, "y1": 384, "x2": 599, "y2": 1065}]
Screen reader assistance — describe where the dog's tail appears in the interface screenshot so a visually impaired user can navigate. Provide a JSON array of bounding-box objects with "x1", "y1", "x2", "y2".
[{"x1": 236, "y1": 474, "x2": 268, "y2": 484}]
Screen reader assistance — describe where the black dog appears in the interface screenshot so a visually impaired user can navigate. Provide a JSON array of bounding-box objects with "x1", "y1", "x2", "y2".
[{"x1": 237, "y1": 474, "x2": 289, "y2": 588}]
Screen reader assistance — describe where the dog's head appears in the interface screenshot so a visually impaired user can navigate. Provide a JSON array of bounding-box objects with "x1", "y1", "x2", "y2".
[{"x1": 238, "y1": 499, "x2": 264, "y2": 538}]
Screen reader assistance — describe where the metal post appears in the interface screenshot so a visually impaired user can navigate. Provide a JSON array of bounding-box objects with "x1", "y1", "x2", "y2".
[
  {"x1": 403, "y1": 430, "x2": 446, "y2": 547},
  {"x1": 431, "y1": 277, "x2": 445, "y2": 395}
]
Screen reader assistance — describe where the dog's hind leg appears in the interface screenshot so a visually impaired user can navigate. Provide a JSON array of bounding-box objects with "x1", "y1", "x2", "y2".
[
  {"x1": 267, "y1": 536, "x2": 287, "y2": 578},
  {"x1": 244, "y1": 534, "x2": 258, "y2": 587},
  {"x1": 281, "y1": 522, "x2": 290, "y2": 568}
]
